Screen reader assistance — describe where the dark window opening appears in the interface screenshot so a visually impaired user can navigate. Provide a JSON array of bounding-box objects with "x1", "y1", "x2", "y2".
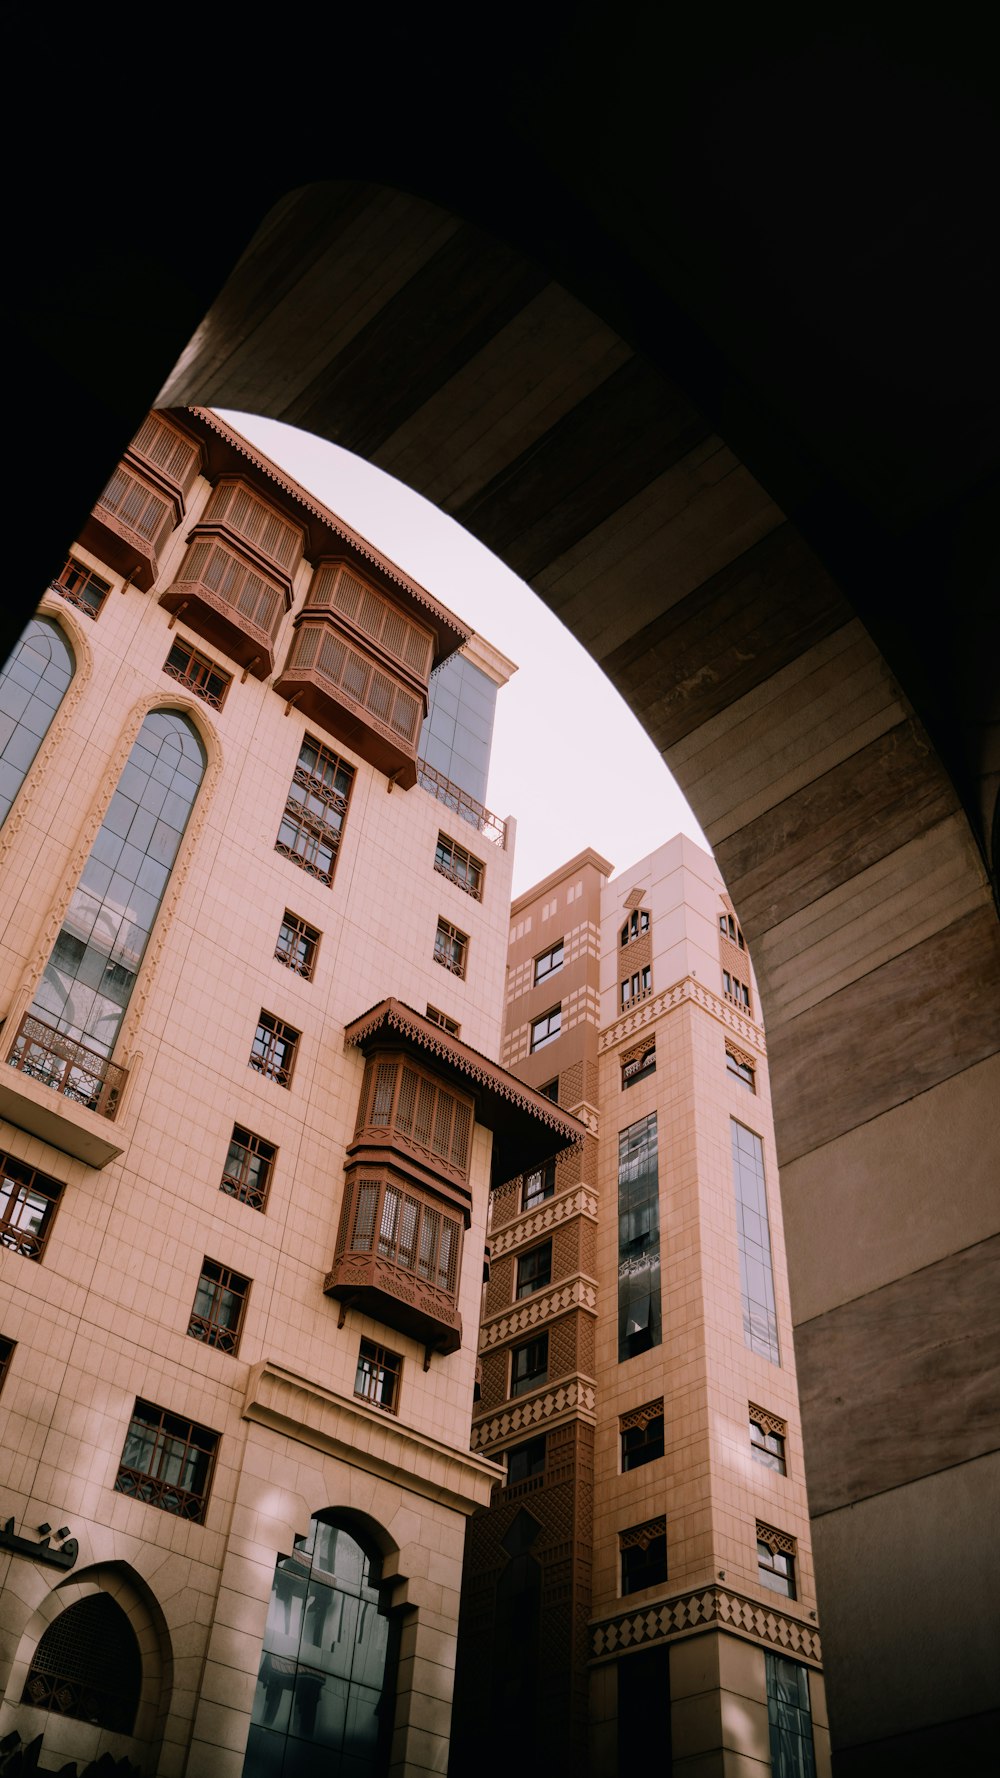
[
  {"x1": 22, "y1": 1593, "x2": 142, "y2": 1733},
  {"x1": 516, "y1": 1241, "x2": 552, "y2": 1300}
]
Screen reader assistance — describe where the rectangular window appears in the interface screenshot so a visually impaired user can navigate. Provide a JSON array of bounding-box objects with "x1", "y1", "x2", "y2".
[
  {"x1": 510, "y1": 1333, "x2": 548, "y2": 1397},
  {"x1": 0, "y1": 1336, "x2": 15, "y2": 1396},
  {"x1": 723, "y1": 969, "x2": 752, "y2": 1011},
  {"x1": 434, "y1": 832, "x2": 484, "y2": 899},
  {"x1": 620, "y1": 1401, "x2": 665, "y2": 1471},
  {"x1": 275, "y1": 735, "x2": 354, "y2": 886},
  {"x1": 220, "y1": 1126, "x2": 275, "y2": 1212},
  {"x1": 522, "y1": 1160, "x2": 556, "y2": 1210},
  {"x1": 765, "y1": 1654, "x2": 817, "y2": 1778},
  {"x1": 426, "y1": 1004, "x2": 461, "y2": 1037},
  {"x1": 249, "y1": 1012, "x2": 300, "y2": 1088},
  {"x1": 757, "y1": 1523, "x2": 797, "y2": 1598},
  {"x1": 0, "y1": 1152, "x2": 63, "y2": 1262},
  {"x1": 516, "y1": 1240, "x2": 552, "y2": 1299},
  {"x1": 275, "y1": 911, "x2": 320, "y2": 980},
  {"x1": 621, "y1": 1042, "x2": 656, "y2": 1088},
  {"x1": 530, "y1": 1006, "x2": 561, "y2": 1051},
  {"x1": 434, "y1": 917, "x2": 469, "y2": 979},
  {"x1": 726, "y1": 1046, "x2": 756, "y2": 1091},
  {"x1": 506, "y1": 1434, "x2": 546, "y2": 1483},
  {"x1": 188, "y1": 1259, "x2": 250, "y2": 1354},
  {"x1": 53, "y1": 555, "x2": 111, "y2": 619},
  {"x1": 618, "y1": 1113, "x2": 661, "y2": 1362},
  {"x1": 620, "y1": 966, "x2": 651, "y2": 1008},
  {"x1": 732, "y1": 1121, "x2": 780, "y2": 1365},
  {"x1": 162, "y1": 638, "x2": 231, "y2": 708},
  {"x1": 620, "y1": 910, "x2": 649, "y2": 946},
  {"x1": 114, "y1": 1400, "x2": 219, "y2": 1523},
  {"x1": 539, "y1": 1078, "x2": 559, "y2": 1102},
  {"x1": 750, "y1": 1406, "x2": 788, "y2": 1474},
  {"x1": 354, "y1": 1339, "x2": 402, "y2": 1414},
  {"x1": 620, "y1": 1518, "x2": 667, "y2": 1594},
  {"x1": 534, "y1": 939, "x2": 564, "y2": 984}
]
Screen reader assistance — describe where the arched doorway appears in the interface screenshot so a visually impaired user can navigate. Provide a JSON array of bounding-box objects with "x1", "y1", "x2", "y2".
[
  {"x1": 21, "y1": 1592, "x2": 142, "y2": 1734},
  {"x1": 244, "y1": 1514, "x2": 398, "y2": 1778}
]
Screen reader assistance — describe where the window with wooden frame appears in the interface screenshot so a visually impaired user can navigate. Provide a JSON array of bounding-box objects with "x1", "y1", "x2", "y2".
[
  {"x1": 52, "y1": 555, "x2": 111, "y2": 619},
  {"x1": 114, "y1": 1399, "x2": 219, "y2": 1522},
  {"x1": 0, "y1": 1336, "x2": 15, "y2": 1396},
  {"x1": 0, "y1": 1152, "x2": 63, "y2": 1261},
  {"x1": 162, "y1": 637, "x2": 231, "y2": 708},
  {"x1": 534, "y1": 939, "x2": 564, "y2": 984},
  {"x1": 757, "y1": 1522, "x2": 797, "y2": 1597},
  {"x1": 220, "y1": 1125, "x2": 276, "y2": 1212},
  {"x1": 750, "y1": 1405, "x2": 788, "y2": 1474},
  {"x1": 275, "y1": 735, "x2": 355, "y2": 886},
  {"x1": 620, "y1": 909, "x2": 649, "y2": 947},
  {"x1": 275, "y1": 911, "x2": 321, "y2": 979},
  {"x1": 620, "y1": 966, "x2": 652, "y2": 1008},
  {"x1": 355, "y1": 1338, "x2": 402, "y2": 1414},
  {"x1": 353, "y1": 1054, "x2": 473, "y2": 1183},
  {"x1": 620, "y1": 1400, "x2": 665, "y2": 1472},
  {"x1": 620, "y1": 1517, "x2": 667, "y2": 1594},
  {"x1": 506, "y1": 1434, "x2": 546, "y2": 1483},
  {"x1": 510, "y1": 1332, "x2": 548, "y2": 1397},
  {"x1": 522, "y1": 1159, "x2": 556, "y2": 1210},
  {"x1": 726, "y1": 1045, "x2": 756, "y2": 1091},
  {"x1": 426, "y1": 1004, "x2": 461, "y2": 1037},
  {"x1": 249, "y1": 1011, "x2": 299, "y2": 1087},
  {"x1": 530, "y1": 1005, "x2": 561, "y2": 1051},
  {"x1": 720, "y1": 911, "x2": 746, "y2": 950},
  {"x1": 338, "y1": 1172, "x2": 463, "y2": 1299},
  {"x1": 434, "y1": 831, "x2": 484, "y2": 899},
  {"x1": 188, "y1": 1259, "x2": 251, "y2": 1354},
  {"x1": 434, "y1": 917, "x2": 468, "y2": 978},
  {"x1": 516, "y1": 1239, "x2": 552, "y2": 1299}
]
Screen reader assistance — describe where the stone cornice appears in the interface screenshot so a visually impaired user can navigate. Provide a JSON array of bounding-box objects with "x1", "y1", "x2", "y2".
[
  {"x1": 471, "y1": 1375, "x2": 597, "y2": 1447},
  {"x1": 479, "y1": 1276, "x2": 599, "y2": 1347},
  {"x1": 600, "y1": 975, "x2": 766, "y2": 1055},
  {"x1": 243, "y1": 1360, "x2": 498, "y2": 1516},
  {"x1": 490, "y1": 1187, "x2": 599, "y2": 1253},
  {"x1": 590, "y1": 1583, "x2": 821, "y2": 1666}
]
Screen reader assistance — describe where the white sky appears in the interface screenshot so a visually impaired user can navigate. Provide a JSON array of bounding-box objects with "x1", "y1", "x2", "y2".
[{"x1": 218, "y1": 412, "x2": 708, "y2": 898}]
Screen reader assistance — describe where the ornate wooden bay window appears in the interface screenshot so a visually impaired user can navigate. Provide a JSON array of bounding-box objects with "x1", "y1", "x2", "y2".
[
  {"x1": 79, "y1": 412, "x2": 202, "y2": 591},
  {"x1": 159, "y1": 477, "x2": 303, "y2": 677}
]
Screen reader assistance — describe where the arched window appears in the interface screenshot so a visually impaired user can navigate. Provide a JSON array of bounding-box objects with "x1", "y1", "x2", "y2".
[
  {"x1": 0, "y1": 617, "x2": 75, "y2": 827},
  {"x1": 245, "y1": 1515, "x2": 396, "y2": 1778},
  {"x1": 21, "y1": 1592, "x2": 142, "y2": 1733},
  {"x1": 30, "y1": 710, "x2": 205, "y2": 1056}
]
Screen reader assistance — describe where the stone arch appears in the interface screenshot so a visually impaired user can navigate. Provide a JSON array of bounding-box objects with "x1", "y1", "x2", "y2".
[{"x1": 0, "y1": 1560, "x2": 173, "y2": 1773}]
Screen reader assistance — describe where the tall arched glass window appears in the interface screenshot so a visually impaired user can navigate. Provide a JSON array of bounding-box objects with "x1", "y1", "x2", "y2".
[
  {"x1": 244, "y1": 1515, "x2": 396, "y2": 1778},
  {"x1": 31, "y1": 710, "x2": 205, "y2": 1056},
  {"x1": 0, "y1": 616, "x2": 75, "y2": 827}
]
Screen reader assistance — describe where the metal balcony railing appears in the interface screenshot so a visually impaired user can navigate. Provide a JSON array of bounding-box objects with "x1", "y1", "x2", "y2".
[
  {"x1": 6, "y1": 1013, "x2": 127, "y2": 1120},
  {"x1": 416, "y1": 760, "x2": 507, "y2": 847}
]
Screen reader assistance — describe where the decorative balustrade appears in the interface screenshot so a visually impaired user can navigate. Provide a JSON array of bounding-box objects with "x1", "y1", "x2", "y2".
[
  {"x1": 416, "y1": 760, "x2": 507, "y2": 847},
  {"x1": 6, "y1": 1013, "x2": 127, "y2": 1120}
]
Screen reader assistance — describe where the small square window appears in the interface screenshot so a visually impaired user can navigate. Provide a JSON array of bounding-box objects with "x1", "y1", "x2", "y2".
[
  {"x1": 757, "y1": 1523, "x2": 796, "y2": 1597},
  {"x1": 510, "y1": 1333, "x2": 548, "y2": 1397},
  {"x1": 434, "y1": 918, "x2": 469, "y2": 979},
  {"x1": 53, "y1": 555, "x2": 111, "y2": 619},
  {"x1": 114, "y1": 1399, "x2": 219, "y2": 1523},
  {"x1": 522, "y1": 1160, "x2": 556, "y2": 1210},
  {"x1": 0, "y1": 1336, "x2": 15, "y2": 1397},
  {"x1": 620, "y1": 1518, "x2": 667, "y2": 1594},
  {"x1": 620, "y1": 1402, "x2": 665, "y2": 1472},
  {"x1": 534, "y1": 940, "x2": 564, "y2": 984},
  {"x1": 249, "y1": 1012, "x2": 299, "y2": 1087},
  {"x1": 275, "y1": 911, "x2": 321, "y2": 980},
  {"x1": 426, "y1": 1004, "x2": 461, "y2": 1037},
  {"x1": 727, "y1": 1048, "x2": 756, "y2": 1091},
  {"x1": 434, "y1": 832, "x2": 484, "y2": 899},
  {"x1": 355, "y1": 1339, "x2": 402, "y2": 1414},
  {"x1": 539, "y1": 1078, "x2": 559, "y2": 1103},
  {"x1": 516, "y1": 1240, "x2": 552, "y2": 1299},
  {"x1": 188, "y1": 1259, "x2": 250, "y2": 1355},
  {"x1": 530, "y1": 1006, "x2": 561, "y2": 1051},
  {"x1": 506, "y1": 1434, "x2": 546, "y2": 1484},
  {"x1": 750, "y1": 1410, "x2": 787, "y2": 1474},
  {"x1": 0, "y1": 1151, "x2": 63, "y2": 1262},
  {"x1": 220, "y1": 1125, "x2": 275, "y2": 1212},
  {"x1": 163, "y1": 638, "x2": 231, "y2": 708}
]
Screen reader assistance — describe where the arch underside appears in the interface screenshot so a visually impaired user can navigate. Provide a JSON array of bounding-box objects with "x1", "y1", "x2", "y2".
[{"x1": 11, "y1": 25, "x2": 1000, "y2": 1767}]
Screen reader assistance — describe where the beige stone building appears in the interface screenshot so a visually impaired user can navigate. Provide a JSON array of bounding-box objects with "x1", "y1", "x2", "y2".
[
  {"x1": 0, "y1": 410, "x2": 579, "y2": 1777},
  {"x1": 453, "y1": 837, "x2": 831, "y2": 1778}
]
